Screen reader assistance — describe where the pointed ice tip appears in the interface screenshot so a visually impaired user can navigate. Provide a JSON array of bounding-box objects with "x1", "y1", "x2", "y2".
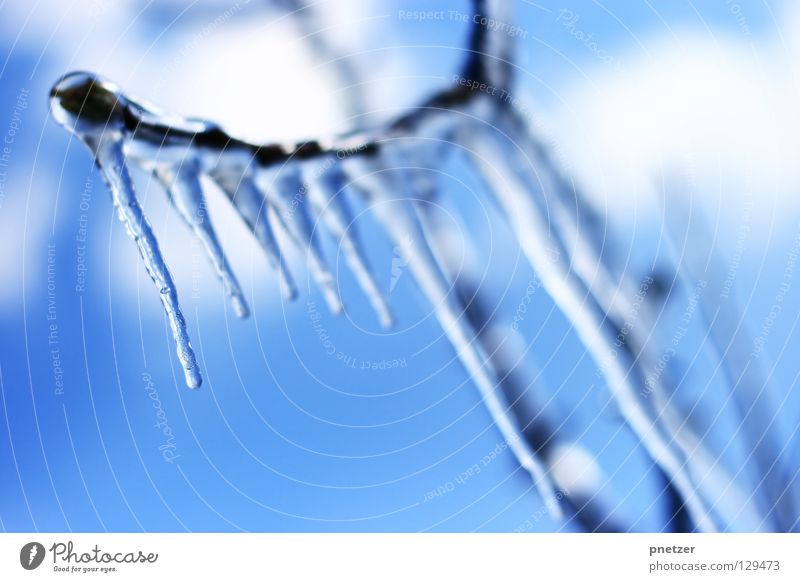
[
  {"x1": 282, "y1": 283, "x2": 299, "y2": 301},
  {"x1": 49, "y1": 71, "x2": 127, "y2": 137},
  {"x1": 322, "y1": 289, "x2": 344, "y2": 316},
  {"x1": 379, "y1": 312, "x2": 394, "y2": 329},
  {"x1": 317, "y1": 277, "x2": 343, "y2": 314},
  {"x1": 185, "y1": 367, "x2": 203, "y2": 389},
  {"x1": 329, "y1": 299, "x2": 344, "y2": 316},
  {"x1": 232, "y1": 295, "x2": 250, "y2": 319}
]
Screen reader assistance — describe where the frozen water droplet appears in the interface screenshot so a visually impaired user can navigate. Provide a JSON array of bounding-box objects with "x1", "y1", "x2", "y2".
[{"x1": 50, "y1": 72, "x2": 128, "y2": 142}]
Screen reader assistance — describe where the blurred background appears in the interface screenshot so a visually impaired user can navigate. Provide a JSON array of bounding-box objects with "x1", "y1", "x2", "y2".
[{"x1": 1, "y1": 0, "x2": 799, "y2": 532}]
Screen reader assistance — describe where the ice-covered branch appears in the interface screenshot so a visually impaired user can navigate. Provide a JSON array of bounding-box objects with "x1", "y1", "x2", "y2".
[{"x1": 45, "y1": 0, "x2": 778, "y2": 531}]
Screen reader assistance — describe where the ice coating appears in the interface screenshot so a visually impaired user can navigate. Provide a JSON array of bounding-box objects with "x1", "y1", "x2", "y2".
[
  {"x1": 154, "y1": 161, "x2": 250, "y2": 318},
  {"x1": 50, "y1": 72, "x2": 203, "y2": 388}
]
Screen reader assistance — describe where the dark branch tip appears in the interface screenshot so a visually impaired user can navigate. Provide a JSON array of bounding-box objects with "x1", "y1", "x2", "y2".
[{"x1": 49, "y1": 71, "x2": 128, "y2": 136}]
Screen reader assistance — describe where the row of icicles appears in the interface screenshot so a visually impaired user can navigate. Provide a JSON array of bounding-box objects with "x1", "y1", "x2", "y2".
[{"x1": 49, "y1": 71, "x2": 787, "y2": 532}]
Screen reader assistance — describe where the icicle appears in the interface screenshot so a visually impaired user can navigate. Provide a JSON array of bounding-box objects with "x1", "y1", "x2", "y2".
[
  {"x1": 457, "y1": 128, "x2": 716, "y2": 531},
  {"x1": 482, "y1": 112, "x2": 761, "y2": 529},
  {"x1": 492, "y1": 109, "x2": 636, "y2": 329},
  {"x1": 618, "y1": 268, "x2": 768, "y2": 529},
  {"x1": 259, "y1": 166, "x2": 343, "y2": 314},
  {"x1": 303, "y1": 160, "x2": 393, "y2": 327},
  {"x1": 98, "y1": 141, "x2": 203, "y2": 388},
  {"x1": 214, "y1": 171, "x2": 298, "y2": 300},
  {"x1": 648, "y1": 383, "x2": 766, "y2": 531},
  {"x1": 417, "y1": 201, "x2": 589, "y2": 523},
  {"x1": 49, "y1": 72, "x2": 202, "y2": 388},
  {"x1": 154, "y1": 161, "x2": 249, "y2": 318},
  {"x1": 345, "y1": 155, "x2": 564, "y2": 520},
  {"x1": 660, "y1": 181, "x2": 791, "y2": 530},
  {"x1": 495, "y1": 109, "x2": 761, "y2": 528}
]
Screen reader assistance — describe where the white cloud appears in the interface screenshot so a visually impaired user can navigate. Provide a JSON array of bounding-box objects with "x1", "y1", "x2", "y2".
[{"x1": 547, "y1": 17, "x2": 800, "y2": 237}]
